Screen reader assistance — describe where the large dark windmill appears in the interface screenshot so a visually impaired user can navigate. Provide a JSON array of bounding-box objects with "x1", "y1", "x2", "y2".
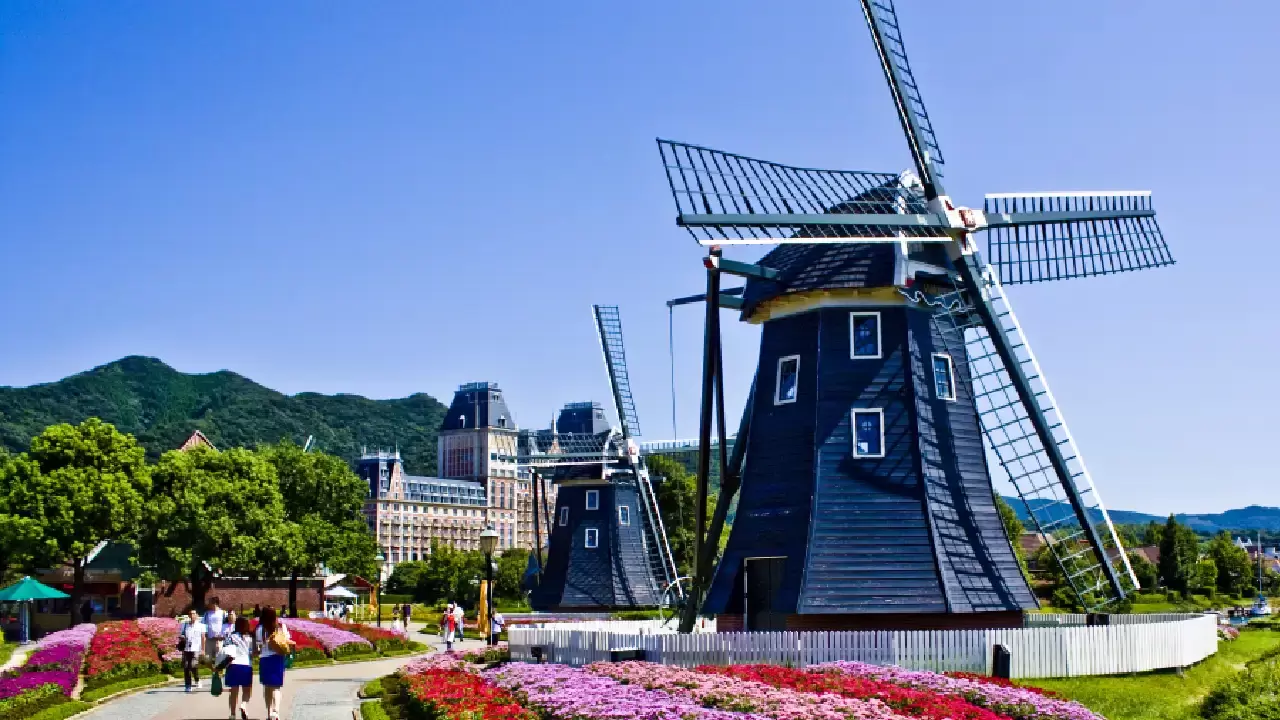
[
  {"x1": 663, "y1": 1, "x2": 1173, "y2": 633},
  {"x1": 523, "y1": 306, "x2": 679, "y2": 610}
]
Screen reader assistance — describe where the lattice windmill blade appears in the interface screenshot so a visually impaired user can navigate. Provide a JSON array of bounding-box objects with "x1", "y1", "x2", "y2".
[
  {"x1": 860, "y1": 0, "x2": 945, "y2": 197},
  {"x1": 981, "y1": 192, "x2": 1174, "y2": 285},
  {"x1": 657, "y1": 140, "x2": 952, "y2": 245},
  {"x1": 934, "y1": 267, "x2": 1137, "y2": 608},
  {"x1": 593, "y1": 305, "x2": 642, "y2": 440}
]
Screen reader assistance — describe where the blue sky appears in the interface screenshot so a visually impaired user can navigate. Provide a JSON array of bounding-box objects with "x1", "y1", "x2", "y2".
[{"x1": 1, "y1": 1, "x2": 1275, "y2": 515}]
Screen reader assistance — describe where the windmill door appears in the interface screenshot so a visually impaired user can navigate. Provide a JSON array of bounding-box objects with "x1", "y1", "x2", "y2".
[{"x1": 744, "y1": 557, "x2": 786, "y2": 631}]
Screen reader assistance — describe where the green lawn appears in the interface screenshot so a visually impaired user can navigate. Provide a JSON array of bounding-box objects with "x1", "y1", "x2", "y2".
[{"x1": 1023, "y1": 629, "x2": 1280, "y2": 720}]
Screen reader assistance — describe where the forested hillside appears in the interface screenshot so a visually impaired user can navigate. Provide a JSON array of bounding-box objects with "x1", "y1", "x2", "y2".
[{"x1": 0, "y1": 356, "x2": 447, "y2": 473}]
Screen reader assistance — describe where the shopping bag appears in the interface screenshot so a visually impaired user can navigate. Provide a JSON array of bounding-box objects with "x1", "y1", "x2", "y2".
[{"x1": 210, "y1": 672, "x2": 223, "y2": 697}]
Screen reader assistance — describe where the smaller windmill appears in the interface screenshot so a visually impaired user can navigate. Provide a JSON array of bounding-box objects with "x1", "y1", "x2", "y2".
[{"x1": 520, "y1": 306, "x2": 678, "y2": 610}]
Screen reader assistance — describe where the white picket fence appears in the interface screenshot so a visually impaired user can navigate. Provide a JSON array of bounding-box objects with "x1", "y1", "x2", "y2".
[{"x1": 508, "y1": 613, "x2": 1218, "y2": 679}]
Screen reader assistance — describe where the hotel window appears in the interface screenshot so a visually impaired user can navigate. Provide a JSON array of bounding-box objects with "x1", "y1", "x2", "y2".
[
  {"x1": 618, "y1": 505, "x2": 631, "y2": 526},
  {"x1": 775, "y1": 355, "x2": 800, "y2": 405},
  {"x1": 852, "y1": 409, "x2": 885, "y2": 458},
  {"x1": 559, "y1": 506, "x2": 569, "y2": 526},
  {"x1": 585, "y1": 527, "x2": 599, "y2": 549},
  {"x1": 850, "y1": 312, "x2": 882, "y2": 359},
  {"x1": 585, "y1": 489, "x2": 599, "y2": 510},
  {"x1": 932, "y1": 353, "x2": 956, "y2": 401}
]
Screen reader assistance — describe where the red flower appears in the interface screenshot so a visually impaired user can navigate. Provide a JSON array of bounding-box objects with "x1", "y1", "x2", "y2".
[
  {"x1": 699, "y1": 664, "x2": 1008, "y2": 720},
  {"x1": 405, "y1": 668, "x2": 535, "y2": 720},
  {"x1": 85, "y1": 621, "x2": 161, "y2": 678}
]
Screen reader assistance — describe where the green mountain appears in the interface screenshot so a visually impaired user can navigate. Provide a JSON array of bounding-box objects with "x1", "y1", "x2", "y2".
[
  {"x1": 1002, "y1": 496, "x2": 1280, "y2": 534},
  {"x1": 0, "y1": 356, "x2": 447, "y2": 473}
]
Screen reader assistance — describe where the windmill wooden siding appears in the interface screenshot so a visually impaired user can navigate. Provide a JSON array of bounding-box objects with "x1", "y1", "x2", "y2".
[{"x1": 705, "y1": 306, "x2": 1036, "y2": 630}]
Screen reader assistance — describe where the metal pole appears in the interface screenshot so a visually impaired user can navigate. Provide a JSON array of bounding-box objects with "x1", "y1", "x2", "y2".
[
  {"x1": 680, "y1": 248, "x2": 720, "y2": 633},
  {"x1": 486, "y1": 552, "x2": 495, "y2": 645}
]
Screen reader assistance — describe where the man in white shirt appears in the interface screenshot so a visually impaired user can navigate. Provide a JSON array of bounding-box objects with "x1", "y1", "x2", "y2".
[
  {"x1": 452, "y1": 603, "x2": 465, "y2": 638},
  {"x1": 202, "y1": 597, "x2": 227, "y2": 660},
  {"x1": 179, "y1": 609, "x2": 208, "y2": 692}
]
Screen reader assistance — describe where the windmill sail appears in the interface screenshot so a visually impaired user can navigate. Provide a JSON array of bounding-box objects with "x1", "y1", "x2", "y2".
[
  {"x1": 931, "y1": 268, "x2": 1137, "y2": 608},
  {"x1": 983, "y1": 192, "x2": 1174, "y2": 285},
  {"x1": 860, "y1": 0, "x2": 944, "y2": 193},
  {"x1": 593, "y1": 305, "x2": 681, "y2": 599}
]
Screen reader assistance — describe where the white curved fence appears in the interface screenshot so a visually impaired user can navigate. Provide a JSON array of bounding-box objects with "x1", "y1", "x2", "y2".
[{"x1": 508, "y1": 613, "x2": 1218, "y2": 679}]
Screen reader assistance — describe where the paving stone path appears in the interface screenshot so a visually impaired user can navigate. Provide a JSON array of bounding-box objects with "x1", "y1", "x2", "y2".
[{"x1": 78, "y1": 631, "x2": 485, "y2": 720}]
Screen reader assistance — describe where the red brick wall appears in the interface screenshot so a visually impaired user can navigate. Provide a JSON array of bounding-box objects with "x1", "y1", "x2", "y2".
[{"x1": 154, "y1": 578, "x2": 325, "y2": 617}]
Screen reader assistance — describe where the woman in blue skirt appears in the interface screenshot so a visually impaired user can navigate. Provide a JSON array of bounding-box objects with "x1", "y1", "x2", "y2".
[
  {"x1": 254, "y1": 607, "x2": 292, "y2": 720},
  {"x1": 222, "y1": 616, "x2": 255, "y2": 720}
]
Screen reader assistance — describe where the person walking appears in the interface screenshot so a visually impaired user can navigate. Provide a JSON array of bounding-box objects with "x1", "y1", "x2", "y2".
[
  {"x1": 390, "y1": 603, "x2": 399, "y2": 628},
  {"x1": 79, "y1": 599, "x2": 93, "y2": 624},
  {"x1": 452, "y1": 603, "x2": 465, "y2": 640},
  {"x1": 221, "y1": 616, "x2": 255, "y2": 720},
  {"x1": 203, "y1": 597, "x2": 228, "y2": 661},
  {"x1": 179, "y1": 609, "x2": 207, "y2": 692},
  {"x1": 401, "y1": 603, "x2": 413, "y2": 632},
  {"x1": 255, "y1": 607, "x2": 292, "y2": 720},
  {"x1": 441, "y1": 603, "x2": 455, "y2": 651},
  {"x1": 490, "y1": 612, "x2": 505, "y2": 646}
]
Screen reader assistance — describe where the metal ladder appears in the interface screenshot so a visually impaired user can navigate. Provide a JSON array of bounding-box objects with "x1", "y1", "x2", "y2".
[
  {"x1": 928, "y1": 269, "x2": 1136, "y2": 610},
  {"x1": 635, "y1": 465, "x2": 680, "y2": 599}
]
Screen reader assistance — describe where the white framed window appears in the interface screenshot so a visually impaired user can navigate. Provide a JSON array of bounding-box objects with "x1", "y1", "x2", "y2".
[
  {"x1": 559, "y1": 506, "x2": 569, "y2": 526},
  {"x1": 774, "y1": 355, "x2": 800, "y2": 405},
  {"x1": 584, "y1": 527, "x2": 599, "y2": 548},
  {"x1": 850, "y1": 312, "x2": 882, "y2": 359},
  {"x1": 585, "y1": 489, "x2": 599, "y2": 510},
  {"x1": 932, "y1": 353, "x2": 956, "y2": 401},
  {"x1": 618, "y1": 505, "x2": 631, "y2": 526},
  {"x1": 852, "y1": 409, "x2": 885, "y2": 458}
]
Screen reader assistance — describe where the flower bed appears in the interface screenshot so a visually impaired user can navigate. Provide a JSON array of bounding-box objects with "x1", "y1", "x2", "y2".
[
  {"x1": 313, "y1": 618, "x2": 411, "y2": 653},
  {"x1": 84, "y1": 621, "x2": 162, "y2": 690},
  {"x1": 285, "y1": 619, "x2": 373, "y2": 658},
  {"x1": 136, "y1": 617, "x2": 183, "y2": 672},
  {"x1": 587, "y1": 661, "x2": 906, "y2": 720},
  {"x1": 0, "y1": 671, "x2": 76, "y2": 702},
  {"x1": 485, "y1": 661, "x2": 767, "y2": 720},
  {"x1": 404, "y1": 668, "x2": 534, "y2": 720},
  {"x1": 289, "y1": 630, "x2": 329, "y2": 663},
  {"x1": 700, "y1": 664, "x2": 1003, "y2": 720},
  {"x1": 0, "y1": 621, "x2": 95, "y2": 718},
  {"x1": 817, "y1": 662, "x2": 1104, "y2": 720}
]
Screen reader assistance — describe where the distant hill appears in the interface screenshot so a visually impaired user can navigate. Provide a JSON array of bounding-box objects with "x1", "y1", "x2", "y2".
[
  {"x1": 1002, "y1": 496, "x2": 1280, "y2": 534},
  {"x1": 0, "y1": 356, "x2": 447, "y2": 473}
]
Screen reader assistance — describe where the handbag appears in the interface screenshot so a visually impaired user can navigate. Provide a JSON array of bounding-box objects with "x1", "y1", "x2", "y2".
[
  {"x1": 209, "y1": 671, "x2": 223, "y2": 697},
  {"x1": 267, "y1": 626, "x2": 294, "y2": 655}
]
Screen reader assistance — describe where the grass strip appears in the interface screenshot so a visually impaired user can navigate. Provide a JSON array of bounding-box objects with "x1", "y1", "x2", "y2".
[
  {"x1": 27, "y1": 700, "x2": 93, "y2": 720},
  {"x1": 79, "y1": 674, "x2": 172, "y2": 703},
  {"x1": 1025, "y1": 628, "x2": 1280, "y2": 720},
  {"x1": 360, "y1": 699, "x2": 390, "y2": 720},
  {"x1": 360, "y1": 679, "x2": 383, "y2": 698}
]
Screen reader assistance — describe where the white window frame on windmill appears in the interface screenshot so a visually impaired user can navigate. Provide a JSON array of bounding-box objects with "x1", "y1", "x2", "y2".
[
  {"x1": 585, "y1": 489, "x2": 599, "y2": 511},
  {"x1": 584, "y1": 527, "x2": 599, "y2": 549},
  {"x1": 774, "y1": 355, "x2": 800, "y2": 405},
  {"x1": 618, "y1": 504, "x2": 631, "y2": 526},
  {"x1": 932, "y1": 353, "x2": 956, "y2": 401},
  {"x1": 850, "y1": 312, "x2": 882, "y2": 359},
  {"x1": 559, "y1": 506, "x2": 569, "y2": 527},
  {"x1": 851, "y1": 408, "x2": 886, "y2": 459}
]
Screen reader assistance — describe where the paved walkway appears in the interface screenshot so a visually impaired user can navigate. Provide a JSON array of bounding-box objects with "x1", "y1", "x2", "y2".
[{"x1": 79, "y1": 634, "x2": 487, "y2": 720}]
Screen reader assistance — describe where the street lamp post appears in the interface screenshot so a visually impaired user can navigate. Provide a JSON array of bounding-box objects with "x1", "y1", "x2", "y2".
[
  {"x1": 375, "y1": 551, "x2": 386, "y2": 628},
  {"x1": 479, "y1": 526, "x2": 499, "y2": 646}
]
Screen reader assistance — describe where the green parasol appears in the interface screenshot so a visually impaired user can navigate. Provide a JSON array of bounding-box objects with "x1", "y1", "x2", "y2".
[{"x1": 0, "y1": 576, "x2": 70, "y2": 602}]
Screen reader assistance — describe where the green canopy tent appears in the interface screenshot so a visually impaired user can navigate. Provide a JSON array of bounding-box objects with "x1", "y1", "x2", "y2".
[{"x1": 0, "y1": 577, "x2": 70, "y2": 643}]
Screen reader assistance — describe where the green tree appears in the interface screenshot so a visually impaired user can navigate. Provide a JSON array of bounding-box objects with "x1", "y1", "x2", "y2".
[
  {"x1": 415, "y1": 542, "x2": 484, "y2": 607},
  {"x1": 260, "y1": 441, "x2": 373, "y2": 616},
  {"x1": 1140, "y1": 520, "x2": 1164, "y2": 547},
  {"x1": 995, "y1": 496, "x2": 1030, "y2": 582},
  {"x1": 494, "y1": 548, "x2": 530, "y2": 603},
  {"x1": 1206, "y1": 531, "x2": 1253, "y2": 598},
  {"x1": 1157, "y1": 515, "x2": 1199, "y2": 594},
  {"x1": 1128, "y1": 550, "x2": 1159, "y2": 591},
  {"x1": 646, "y1": 454, "x2": 726, "y2": 580},
  {"x1": 140, "y1": 446, "x2": 287, "y2": 611},
  {"x1": 387, "y1": 560, "x2": 428, "y2": 596},
  {"x1": 1191, "y1": 558, "x2": 1218, "y2": 594},
  {"x1": 0, "y1": 451, "x2": 45, "y2": 582},
  {"x1": 5, "y1": 419, "x2": 150, "y2": 626}
]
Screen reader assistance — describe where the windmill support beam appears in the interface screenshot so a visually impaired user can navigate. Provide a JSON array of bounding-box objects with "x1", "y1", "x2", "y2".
[
  {"x1": 680, "y1": 249, "x2": 722, "y2": 634},
  {"x1": 667, "y1": 287, "x2": 745, "y2": 309},
  {"x1": 696, "y1": 375, "x2": 754, "y2": 584},
  {"x1": 955, "y1": 254, "x2": 1125, "y2": 600},
  {"x1": 705, "y1": 256, "x2": 780, "y2": 281}
]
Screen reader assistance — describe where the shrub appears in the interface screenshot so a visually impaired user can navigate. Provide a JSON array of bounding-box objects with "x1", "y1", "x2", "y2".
[
  {"x1": 1200, "y1": 659, "x2": 1280, "y2": 720},
  {"x1": 0, "y1": 683, "x2": 67, "y2": 720},
  {"x1": 361, "y1": 699, "x2": 391, "y2": 720},
  {"x1": 404, "y1": 668, "x2": 534, "y2": 720},
  {"x1": 26, "y1": 700, "x2": 92, "y2": 720},
  {"x1": 83, "y1": 621, "x2": 162, "y2": 690}
]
